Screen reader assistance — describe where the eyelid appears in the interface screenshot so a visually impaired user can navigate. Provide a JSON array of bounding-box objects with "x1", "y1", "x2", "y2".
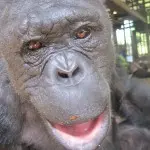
[
  {"x1": 21, "y1": 34, "x2": 45, "y2": 44},
  {"x1": 73, "y1": 21, "x2": 102, "y2": 29},
  {"x1": 23, "y1": 38, "x2": 43, "y2": 47},
  {"x1": 72, "y1": 23, "x2": 102, "y2": 39},
  {"x1": 72, "y1": 23, "x2": 102, "y2": 36}
]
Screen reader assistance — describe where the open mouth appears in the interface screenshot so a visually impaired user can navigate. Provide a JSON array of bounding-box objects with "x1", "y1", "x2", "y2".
[
  {"x1": 47, "y1": 107, "x2": 110, "y2": 150},
  {"x1": 53, "y1": 112, "x2": 105, "y2": 138}
]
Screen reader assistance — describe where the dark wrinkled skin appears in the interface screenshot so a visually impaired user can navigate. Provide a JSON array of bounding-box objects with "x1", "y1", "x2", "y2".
[{"x1": 1, "y1": 0, "x2": 150, "y2": 150}]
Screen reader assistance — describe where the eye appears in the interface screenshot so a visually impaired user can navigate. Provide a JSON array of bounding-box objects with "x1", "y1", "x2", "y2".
[
  {"x1": 28, "y1": 41, "x2": 43, "y2": 51},
  {"x1": 75, "y1": 27, "x2": 91, "y2": 39}
]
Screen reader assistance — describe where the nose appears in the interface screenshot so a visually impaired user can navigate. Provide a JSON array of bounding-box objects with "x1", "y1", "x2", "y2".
[
  {"x1": 57, "y1": 61, "x2": 79, "y2": 79},
  {"x1": 54, "y1": 52, "x2": 83, "y2": 84},
  {"x1": 45, "y1": 51, "x2": 86, "y2": 85}
]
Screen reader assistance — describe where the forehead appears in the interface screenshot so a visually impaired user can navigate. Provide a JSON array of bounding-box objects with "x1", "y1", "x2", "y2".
[
  {"x1": 1, "y1": 0, "x2": 109, "y2": 33},
  {"x1": 10, "y1": 0, "x2": 104, "y2": 13},
  {"x1": 4, "y1": 0, "x2": 106, "y2": 26},
  {"x1": 15, "y1": 0, "x2": 102, "y2": 7}
]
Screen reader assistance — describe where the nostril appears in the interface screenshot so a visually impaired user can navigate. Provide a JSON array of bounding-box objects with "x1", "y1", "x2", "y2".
[
  {"x1": 72, "y1": 67, "x2": 80, "y2": 77},
  {"x1": 58, "y1": 71, "x2": 69, "y2": 78},
  {"x1": 57, "y1": 67, "x2": 81, "y2": 79}
]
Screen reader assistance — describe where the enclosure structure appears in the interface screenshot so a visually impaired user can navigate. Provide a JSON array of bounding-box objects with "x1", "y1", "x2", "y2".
[{"x1": 107, "y1": 0, "x2": 150, "y2": 62}]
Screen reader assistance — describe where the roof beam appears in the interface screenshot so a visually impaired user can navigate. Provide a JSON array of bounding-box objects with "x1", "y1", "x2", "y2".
[{"x1": 111, "y1": 0, "x2": 147, "y2": 23}]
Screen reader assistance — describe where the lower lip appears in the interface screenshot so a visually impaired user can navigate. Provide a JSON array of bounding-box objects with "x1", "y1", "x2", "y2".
[
  {"x1": 47, "y1": 107, "x2": 110, "y2": 150},
  {"x1": 52, "y1": 110, "x2": 105, "y2": 138}
]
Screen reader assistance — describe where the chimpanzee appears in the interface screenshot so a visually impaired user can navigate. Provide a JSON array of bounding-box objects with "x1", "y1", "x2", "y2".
[
  {"x1": 1, "y1": 0, "x2": 150, "y2": 150},
  {"x1": 119, "y1": 77, "x2": 150, "y2": 128},
  {"x1": 114, "y1": 58, "x2": 150, "y2": 129}
]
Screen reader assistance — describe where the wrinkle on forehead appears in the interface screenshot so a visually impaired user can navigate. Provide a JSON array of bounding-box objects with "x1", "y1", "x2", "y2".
[
  {"x1": 37, "y1": 0, "x2": 103, "y2": 8},
  {"x1": 1, "y1": 0, "x2": 107, "y2": 28},
  {"x1": 7, "y1": 0, "x2": 104, "y2": 14}
]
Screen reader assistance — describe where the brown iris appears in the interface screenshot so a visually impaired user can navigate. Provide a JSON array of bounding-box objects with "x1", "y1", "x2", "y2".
[
  {"x1": 28, "y1": 41, "x2": 43, "y2": 51},
  {"x1": 75, "y1": 27, "x2": 91, "y2": 39}
]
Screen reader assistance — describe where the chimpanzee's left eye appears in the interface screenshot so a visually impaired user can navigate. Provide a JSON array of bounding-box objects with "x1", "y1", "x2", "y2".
[
  {"x1": 28, "y1": 41, "x2": 43, "y2": 51},
  {"x1": 74, "y1": 27, "x2": 91, "y2": 39}
]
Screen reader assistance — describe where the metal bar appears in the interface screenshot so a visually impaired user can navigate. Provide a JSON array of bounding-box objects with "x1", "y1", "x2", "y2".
[{"x1": 111, "y1": 0, "x2": 147, "y2": 23}]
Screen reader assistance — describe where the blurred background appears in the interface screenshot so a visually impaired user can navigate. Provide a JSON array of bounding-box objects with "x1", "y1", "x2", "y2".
[{"x1": 106, "y1": 0, "x2": 150, "y2": 78}]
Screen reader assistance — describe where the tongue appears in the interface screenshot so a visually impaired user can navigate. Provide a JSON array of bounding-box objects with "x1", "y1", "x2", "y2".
[{"x1": 54, "y1": 119, "x2": 96, "y2": 137}]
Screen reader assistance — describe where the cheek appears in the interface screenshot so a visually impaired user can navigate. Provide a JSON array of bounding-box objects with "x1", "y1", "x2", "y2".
[
  {"x1": 0, "y1": 29, "x2": 26, "y2": 91},
  {"x1": 92, "y1": 52, "x2": 115, "y2": 84},
  {"x1": 4, "y1": 56, "x2": 25, "y2": 92}
]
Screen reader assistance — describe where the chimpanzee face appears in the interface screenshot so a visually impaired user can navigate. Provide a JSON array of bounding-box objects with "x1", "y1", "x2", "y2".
[{"x1": 0, "y1": 0, "x2": 115, "y2": 149}]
